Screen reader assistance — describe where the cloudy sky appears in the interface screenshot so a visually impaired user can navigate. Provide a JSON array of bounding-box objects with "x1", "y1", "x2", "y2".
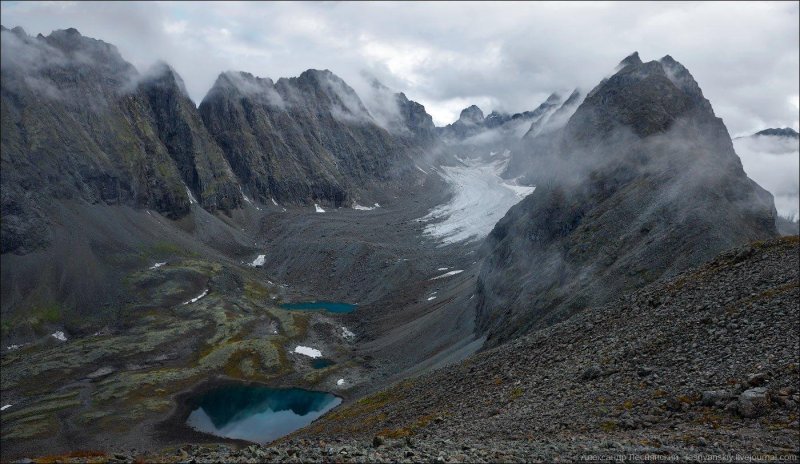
[{"x1": 1, "y1": 1, "x2": 798, "y2": 135}]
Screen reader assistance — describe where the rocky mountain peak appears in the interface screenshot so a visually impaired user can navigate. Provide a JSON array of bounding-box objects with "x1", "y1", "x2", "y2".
[
  {"x1": 570, "y1": 53, "x2": 715, "y2": 140},
  {"x1": 544, "y1": 92, "x2": 562, "y2": 105},
  {"x1": 484, "y1": 110, "x2": 510, "y2": 128},
  {"x1": 395, "y1": 91, "x2": 436, "y2": 140},
  {"x1": 617, "y1": 51, "x2": 642, "y2": 69},
  {"x1": 755, "y1": 127, "x2": 799, "y2": 138},
  {"x1": 458, "y1": 105, "x2": 485, "y2": 125},
  {"x1": 3, "y1": 25, "x2": 28, "y2": 39},
  {"x1": 140, "y1": 61, "x2": 189, "y2": 97},
  {"x1": 286, "y1": 68, "x2": 371, "y2": 119},
  {"x1": 44, "y1": 28, "x2": 128, "y2": 69}
]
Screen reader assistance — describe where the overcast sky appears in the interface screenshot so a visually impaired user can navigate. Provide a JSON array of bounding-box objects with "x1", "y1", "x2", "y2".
[{"x1": 1, "y1": 1, "x2": 798, "y2": 135}]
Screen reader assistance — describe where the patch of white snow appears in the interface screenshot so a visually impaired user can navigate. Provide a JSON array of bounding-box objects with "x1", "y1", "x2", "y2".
[
  {"x1": 185, "y1": 186, "x2": 198, "y2": 205},
  {"x1": 183, "y1": 289, "x2": 208, "y2": 305},
  {"x1": 51, "y1": 331, "x2": 67, "y2": 342},
  {"x1": 1, "y1": 404, "x2": 11, "y2": 411},
  {"x1": 294, "y1": 346, "x2": 322, "y2": 358},
  {"x1": 149, "y1": 262, "x2": 166, "y2": 270},
  {"x1": 315, "y1": 204, "x2": 326, "y2": 213},
  {"x1": 352, "y1": 202, "x2": 378, "y2": 211},
  {"x1": 250, "y1": 254, "x2": 266, "y2": 267},
  {"x1": 431, "y1": 270, "x2": 464, "y2": 280},
  {"x1": 336, "y1": 378, "x2": 345, "y2": 386}
]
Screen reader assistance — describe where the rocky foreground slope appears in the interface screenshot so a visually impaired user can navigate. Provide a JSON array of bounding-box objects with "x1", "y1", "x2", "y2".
[{"x1": 64, "y1": 236, "x2": 795, "y2": 463}]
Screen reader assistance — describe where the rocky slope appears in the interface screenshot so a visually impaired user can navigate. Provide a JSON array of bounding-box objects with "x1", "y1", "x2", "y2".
[
  {"x1": 198, "y1": 69, "x2": 424, "y2": 207},
  {"x1": 102, "y1": 236, "x2": 798, "y2": 463},
  {"x1": 475, "y1": 52, "x2": 778, "y2": 346}
]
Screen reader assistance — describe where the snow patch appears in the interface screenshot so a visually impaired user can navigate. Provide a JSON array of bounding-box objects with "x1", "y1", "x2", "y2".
[
  {"x1": 336, "y1": 378, "x2": 345, "y2": 386},
  {"x1": 352, "y1": 202, "x2": 379, "y2": 211},
  {"x1": 315, "y1": 204, "x2": 326, "y2": 213},
  {"x1": 6, "y1": 344, "x2": 23, "y2": 351},
  {"x1": 149, "y1": 262, "x2": 166, "y2": 270},
  {"x1": 341, "y1": 327, "x2": 355, "y2": 340},
  {"x1": 427, "y1": 296, "x2": 437, "y2": 301},
  {"x1": 431, "y1": 270, "x2": 464, "y2": 280},
  {"x1": 437, "y1": 267, "x2": 449, "y2": 271},
  {"x1": 241, "y1": 189, "x2": 253, "y2": 204},
  {"x1": 51, "y1": 331, "x2": 67, "y2": 342},
  {"x1": 271, "y1": 198, "x2": 279, "y2": 206},
  {"x1": 240, "y1": 187, "x2": 262, "y2": 210},
  {"x1": 294, "y1": 346, "x2": 322, "y2": 358},
  {"x1": 415, "y1": 165, "x2": 429, "y2": 174},
  {"x1": 1, "y1": 404, "x2": 11, "y2": 411},
  {"x1": 185, "y1": 186, "x2": 198, "y2": 205},
  {"x1": 250, "y1": 254, "x2": 266, "y2": 267},
  {"x1": 183, "y1": 289, "x2": 208, "y2": 305}
]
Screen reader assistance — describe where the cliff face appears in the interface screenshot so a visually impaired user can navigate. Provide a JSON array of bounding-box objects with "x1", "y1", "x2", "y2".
[
  {"x1": 475, "y1": 53, "x2": 778, "y2": 346},
  {"x1": 137, "y1": 62, "x2": 242, "y2": 212},
  {"x1": 0, "y1": 27, "x2": 243, "y2": 254},
  {"x1": 198, "y1": 69, "x2": 421, "y2": 206}
]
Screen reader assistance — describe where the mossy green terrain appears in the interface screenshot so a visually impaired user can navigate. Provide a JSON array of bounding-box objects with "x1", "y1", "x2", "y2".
[{"x1": 0, "y1": 256, "x2": 354, "y2": 448}]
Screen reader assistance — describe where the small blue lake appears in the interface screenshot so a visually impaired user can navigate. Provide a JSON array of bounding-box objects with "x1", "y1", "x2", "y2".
[
  {"x1": 186, "y1": 385, "x2": 341, "y2": 443},
  {"x1": 281, "y1": 301, "x2": 357, "y2": 313}
]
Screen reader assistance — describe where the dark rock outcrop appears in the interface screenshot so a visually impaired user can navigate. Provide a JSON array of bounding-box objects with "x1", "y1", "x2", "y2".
[
  {"x1": 394, "y1": 91, "x2": 436, "y2": 142},
  {"x1": 475, "y1": 54, "x2": 778, "y2": 346}
]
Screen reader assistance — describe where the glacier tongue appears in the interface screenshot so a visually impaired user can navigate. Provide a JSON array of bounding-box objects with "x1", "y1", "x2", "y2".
[{"x1": 421, "y1": 157, "x2": 534, "y2": 244}]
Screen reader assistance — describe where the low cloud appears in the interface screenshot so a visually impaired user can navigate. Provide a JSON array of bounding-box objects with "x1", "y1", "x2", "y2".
[
  {"x1": 1, "y1": 2, "x2": 795, "y2": 133},
  {"x1": 733, "y1": 135, "x2": 800, "y2": 218}
]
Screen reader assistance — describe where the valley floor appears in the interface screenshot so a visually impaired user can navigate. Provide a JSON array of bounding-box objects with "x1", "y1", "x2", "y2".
[{"x1": 0, "y1": 158, "x2": 507, "y2": 460}]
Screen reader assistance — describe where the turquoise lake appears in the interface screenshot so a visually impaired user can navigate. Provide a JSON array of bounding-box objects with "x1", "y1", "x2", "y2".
[
  {"x1": 280, "y1": 301, "x2": 357, "y2": 313},
  {"x1": 186, "y1": 385, "x2": 341, "y2": 443}
]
